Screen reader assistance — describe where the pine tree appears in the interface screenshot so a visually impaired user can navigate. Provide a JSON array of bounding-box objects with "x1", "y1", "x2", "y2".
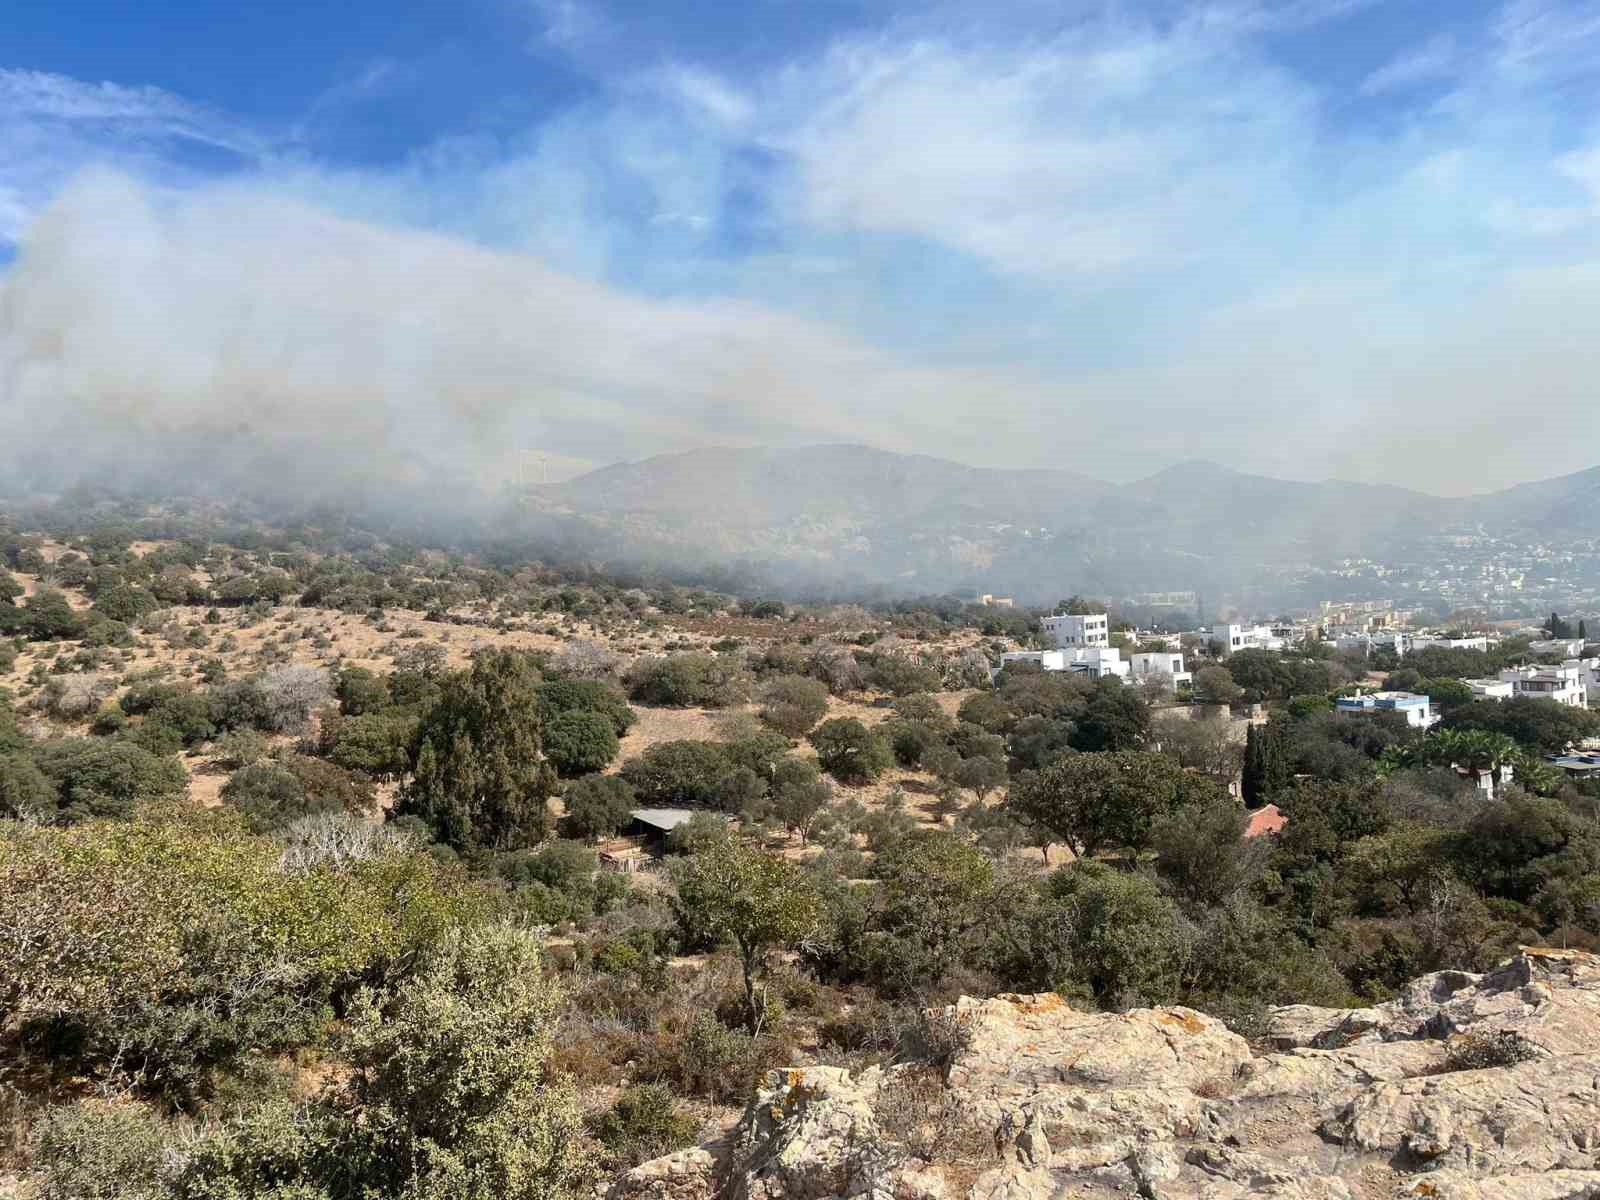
[{"x1": 1581, "y1": 619, "x2": 1588, "y2": 641}]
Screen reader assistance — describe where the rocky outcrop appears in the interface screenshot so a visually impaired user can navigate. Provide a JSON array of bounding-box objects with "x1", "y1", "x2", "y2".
[{"x1": 610, "y1": 948, "x2": 1600, "y2": 1200}]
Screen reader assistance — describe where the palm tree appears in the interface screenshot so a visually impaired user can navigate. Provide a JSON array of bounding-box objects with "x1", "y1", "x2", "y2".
[{"x1": 1423, "y1": 729, "x2": 1520, "y2": 794}]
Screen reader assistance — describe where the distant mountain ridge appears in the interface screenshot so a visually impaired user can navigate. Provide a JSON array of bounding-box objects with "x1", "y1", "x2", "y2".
[{"x1": 522, "y1": 445, "x2": 1600, "y2": 602}]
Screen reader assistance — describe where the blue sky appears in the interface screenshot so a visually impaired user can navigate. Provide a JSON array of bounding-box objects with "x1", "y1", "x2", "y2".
[{"x1": 4, "y1": 0, "x2": 1600, "y2": 493}]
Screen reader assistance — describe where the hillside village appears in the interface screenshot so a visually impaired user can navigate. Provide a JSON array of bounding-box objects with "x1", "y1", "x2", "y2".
[{"x1": 4, "y1": 504, "x2": 1600, "y2": 1200}]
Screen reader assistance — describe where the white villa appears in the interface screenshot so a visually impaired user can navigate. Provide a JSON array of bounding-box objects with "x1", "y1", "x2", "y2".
[
  {"x1": 1000, "y1": 646, "x2": 1130, "y2": 680},
  {"x1": 1130, "y1": 650, "x2": 1192, "y2": 690},
  {"x1": 1041, "y1": 613, "x2": 1109, "y2": 649},
  {"x1": 1498, "y1": 662, "x2": 1587, "y2": 708}
]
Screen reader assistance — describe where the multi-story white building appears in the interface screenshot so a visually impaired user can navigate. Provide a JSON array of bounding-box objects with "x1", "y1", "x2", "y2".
[
  {"x1": 1499, "y1": 662, "x2": 1587, "y2": 708},
  {"x1": 1335, "y1": 631, "x2": 1413, "y2": 658},
  {"x1": 1041, "y1": 613, "x2": 1109, "y2": 649},
  {"x1": 1000, "y1": 646, "x2": 1130, "y2": 681},
  {"x1": 1129, "y1": 651, "x2": 1192, "y2": 690},
  {"x1": 1335, "y1": 691, "x2": 1439, "y2": 728},
  {"x1": 1581, "y1": 660, "x2": 1600, "y2": 707}
]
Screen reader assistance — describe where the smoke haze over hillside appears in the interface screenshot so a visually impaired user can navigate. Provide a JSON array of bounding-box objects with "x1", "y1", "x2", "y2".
[{"x1": 6, "y1": 2, "x2": 1600, "y2": 509}]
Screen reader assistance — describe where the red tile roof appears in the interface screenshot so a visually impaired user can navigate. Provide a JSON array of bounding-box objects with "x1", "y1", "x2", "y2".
[{"x1": 1243, "y1": 803, "x2": 1286, "y2": 838}]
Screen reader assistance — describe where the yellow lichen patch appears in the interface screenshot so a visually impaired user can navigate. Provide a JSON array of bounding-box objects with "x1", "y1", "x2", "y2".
[
  {"x1": 998, "y1": 993, "x2": 1070, "y2": 1015},
  {"x1": 1153, "y1": 1010, "x2": 1208, "y2": 1035},
  {"x1": 1521, "y1": 946, "x2": 1600, "y2": 966}
]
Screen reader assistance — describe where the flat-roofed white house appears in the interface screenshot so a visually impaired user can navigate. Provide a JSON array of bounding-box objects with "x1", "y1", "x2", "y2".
[
  {"x1": 1336, "y1": 691, "x2": 1439, "y2": 728},
  {"x1": 1208, "y1": 623, "x2": 1287, "y2": 655},
  {"x1": 1467, "y1": 678, "x2": 1515, "y2": 701},
  {"x1": 1041, "y1": 613, "x2": 1109, "y2": 649},
  {"x1": 1412, "y1": 634, "x2": 1493, "y2": 652},
  {"x1": 1000, "y1": 646, "x2": 1130, "y2": 680},
  {"x1": 1530, "y1": 638, "x2": 1586, "y2": 658},
  {"x1": 1129, "y1": 651, "x2": 1192, "y2": 690},
  {"x1": 1499, "y1": 662, "x2": 1587, "y2": 708}
]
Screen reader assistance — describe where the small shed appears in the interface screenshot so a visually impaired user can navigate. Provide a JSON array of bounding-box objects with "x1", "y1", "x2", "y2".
[{"x1": 626, "y1": 808, "x2": 702, "y2": 856}]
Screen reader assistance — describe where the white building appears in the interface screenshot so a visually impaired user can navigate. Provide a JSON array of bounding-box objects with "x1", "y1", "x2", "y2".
[
  {"x1": 1041, "y1": 613, "x2": 1109, "y2": 649},
  {"x1": 1000, "y1": 646, "x2": 1130, "y2": 681},
  {"x1": 1335, "y1": 631, "x2": 1413, "y2": 658},
  {"x1": 1335, "y1": 691, "x2": 1439, "y2": 729},
  {"x1": 1530, "y1": 638, "x2": 1586, "y2": 658},
  {"x1": 1412, "y1": 634, "x2": 1493, "y2": 653},
  {"x1": 1466, "y1": 678, "x2": 1516, "y2": 701},
  {"x1": 1499, "y1": 662, "x2": 1587, "y2": 708},
  {"x1": 1582, "y1": 660, "x2": 1600, "y2": 707},
  {"x1": 1129, "y1": 651, "x2": 1192, "y2": 690},
  {"x1": 1208, "y1": 623, "x2": 1287, "y2": 656}
]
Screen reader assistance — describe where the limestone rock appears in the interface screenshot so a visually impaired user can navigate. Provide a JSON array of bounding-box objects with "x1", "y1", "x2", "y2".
[
  {"x1": 617, "y1": 950, "x2": 1600, "y2": 1200},
  {"x1": 1260, "y1": 1004, "x2": 1384, "y2": 1050},
  {"x1": 1401, "y1": 1168, "x2": 1600, "y2": 1199},
  {"x1": 1331, "y1": 1052, "x2": 1600, "y2": 1174}
]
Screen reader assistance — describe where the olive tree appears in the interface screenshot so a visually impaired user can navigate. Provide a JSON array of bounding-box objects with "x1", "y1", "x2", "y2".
[{"x1": 673, "y1": 834, "x2": 820, "y2": 1030}]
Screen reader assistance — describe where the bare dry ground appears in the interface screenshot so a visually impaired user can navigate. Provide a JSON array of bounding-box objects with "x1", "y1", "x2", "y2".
[{"x1": 3, "y1": 540, "x2": 996, "y2": 844}]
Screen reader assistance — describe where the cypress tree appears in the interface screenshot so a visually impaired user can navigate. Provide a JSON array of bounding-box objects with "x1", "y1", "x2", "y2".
[
  {"x1": 397, "y1": 649, "x2": 556, "y2": 853},
  {"x1": 1242, "y1": 724, "x2": 1266, "y2": 809}
]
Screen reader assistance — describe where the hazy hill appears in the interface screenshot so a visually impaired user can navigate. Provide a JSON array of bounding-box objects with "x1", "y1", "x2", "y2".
[{"x1": 526, "y1": 445, "x2": 1600, "y2": 601}]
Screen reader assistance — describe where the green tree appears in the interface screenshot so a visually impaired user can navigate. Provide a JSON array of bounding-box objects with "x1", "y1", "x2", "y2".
[
  {"x1": 542, "y1": 709, "x2": 621, "y2": 777},
  {"x1": 1041, "y1": 862, "x2": 1192, "y2": 1006},
  {"x1": 561, "y1": 774, "x2": 636, "y2": 841},
  {"x1": 673, "y1": 834, "x2": 820, "y2": 1029},
  {"x1": 810, "y1": 717, "x2": 893, "y2": 783},
  {"x1": 1152, "y1": 801, "x2": 1268, "y2": 907},
  {"x1": 1241, "y1": 722, "x2": 1291, "y2": 809},
  {"x1": 620, "y1": 740, "x2": 731, "y2": 809},
  {"x1": 856, "y1": 832, "x2": 996, "y2": 996},
  {"x1": 1193, "y1": 665, "x2": 1244, "y2": 707},
  {"x1": 22, "y1": 588, "x2": 81, "y2": 641},
  {"x1": 397, "y1": 650, "x2": 557, "y2": 853},
  {"x1": 772, "y1": 757, "x2": 831, "y2": 845},
  {"x1": 1006, "y1": 750, "x2": 1221, "y2": 861},
  {"x1": 1068, "y1": 678, "x2": 1150, "y2": 751},
  {"x1": 537, "y1": 678, "x2": 637, "y2": 736},
  {"x1": 757, "y1": 674, "x2": 830, "y2": 737}
]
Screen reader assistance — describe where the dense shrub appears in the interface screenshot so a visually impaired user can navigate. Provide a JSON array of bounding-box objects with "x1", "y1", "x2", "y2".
[
  {"x1": 810, "y1": 717, "x2": 892, "y2": 784},
  {"x1": 0, "y1": 814, "x2": 483, "y2": 1106},
  {"x1": 588, "y1": 1084, "x2": 699, "y2": 1170},
  {"x1": 757, "y1": 674, "x2": 830, "y2": 737},
  {"x1": 172, "y1": 924, "x2": 592, "y2": 1199},
  {"x1": 627, "y1": 654, "x2": 748, "y2": 708},
  {"x1": 543, "y1": 709, "x2": 621, "y2": 776},
  {"x1": 562, "y1": 774, "x2": 637, "y2": 840},
  {"x1": 538, "y1": 678, "x2": 637, "y2": 736},
  {"x1": 28, "y1": 1101, "x2": 170, "y2": 1200},
  {"x1": 620, "y1": 740, "x2": 731, "y2": 809},
  {"x1": 28, "y1": 738, "x2": 187, "y2": 824}
]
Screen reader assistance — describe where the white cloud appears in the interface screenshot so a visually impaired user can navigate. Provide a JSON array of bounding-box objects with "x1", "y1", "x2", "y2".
[
  {"x1": 761, "y1": 29, "x2": 1313, "y2": 277},
  {"x1": 0, "y1": 68, "x2": 266, "y2": 247},
  {"x1": 527, "y1": 0, "x2": 611, "y2": 52},
  {"x1": 656, "y1": 65, "x2": 753, "y2": 128},
  {"x1": 1360, "y1": 34, "x2": 1459, "y2": 95}
]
